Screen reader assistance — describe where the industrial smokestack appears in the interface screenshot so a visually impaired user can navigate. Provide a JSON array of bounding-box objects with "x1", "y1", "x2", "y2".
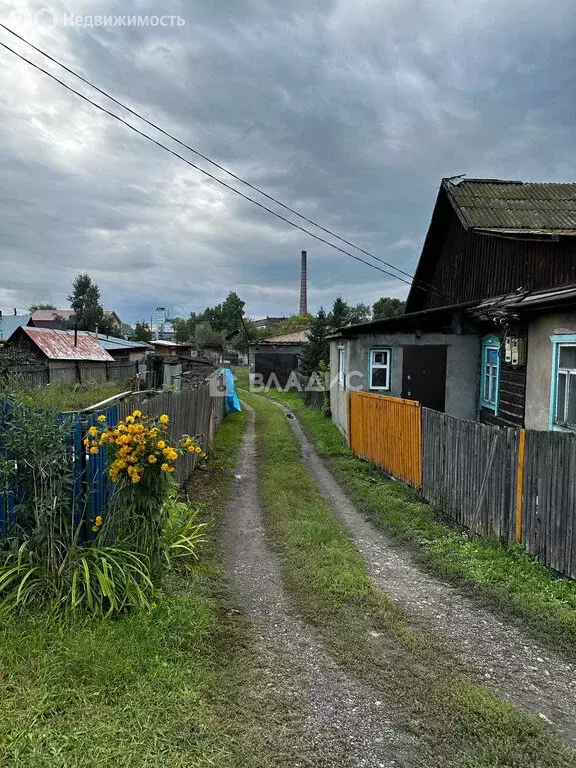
[{"x1": 299, "y1": 250, "x2": 308, "y2": 315}]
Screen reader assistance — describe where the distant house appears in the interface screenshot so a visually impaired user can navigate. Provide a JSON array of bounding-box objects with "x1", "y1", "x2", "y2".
[
  {"x1": 0, "y1": 312, "x2": 31, "y2": 343},
  {"x1": 8, "y1": 327, "x2": 114, "y2": 383},
  {"x1": 150, "y1": 339, "x2": 193, "y2": 357},
  {"x1": 29, "y1": 308, "x2": 124, "y2": 336},
  {"x1": 330, "y1": 177, "x2": 576, "y2": 434},
  {"x1": 249, "y1": 329, "x2": 309, "y2": 387},
  {"x1": 96, "y1": 334, "x2": 152, "y2": 363},
  {"x1": 253, "y1": 316, "x2": 286, "y2": 331}
]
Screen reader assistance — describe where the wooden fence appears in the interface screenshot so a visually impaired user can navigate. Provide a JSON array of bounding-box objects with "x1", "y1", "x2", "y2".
[
  {"x1": 119, "y1": 377, "x2": 226, "y2": 485},
  {"x1": 421, "y1": 409, "x2": 519, "y2": 540},
  {"x1": 2, "y1": 361, "x2": 139, "y2": 388},
  {"x1": 347, "y1": 391, "x2": 422, "y2": 487}
]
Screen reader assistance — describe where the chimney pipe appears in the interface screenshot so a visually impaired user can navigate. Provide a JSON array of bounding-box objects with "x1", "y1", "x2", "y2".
[
  {"x1": 299, "y1": 250, "x2": 308, "y2": 315},
  {"x1": 74, "y1": 323, "x2": 78, "y2": 347},
  {"x1": 13, "y1": 308, "x2": 17, "y2": 316}
]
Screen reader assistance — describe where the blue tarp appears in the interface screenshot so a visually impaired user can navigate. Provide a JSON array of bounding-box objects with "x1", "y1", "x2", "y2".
[{"x1": 223, "y1": 368, "x2": 242, "y2": 413}]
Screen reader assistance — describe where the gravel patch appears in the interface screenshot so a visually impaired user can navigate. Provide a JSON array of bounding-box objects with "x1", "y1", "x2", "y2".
[
  {"x1": 281, "y1": 406, "x2": 576, "y2": 748},
  {"x1": 222, "y1": 404, "x2": 420, "y2": 768}
]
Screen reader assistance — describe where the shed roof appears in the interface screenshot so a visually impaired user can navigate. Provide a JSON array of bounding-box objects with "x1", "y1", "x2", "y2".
[
  {"x1": 15, "y1": 327, "x2": 114, "y2": 361},
  {"x1": 97, "y1": 334, "x2": 152, "y2": 351},
  {"x1": 0, "y1": 314, "x2": 31, "y2": 341},
  {"x1": 444, "y1": 178, "x2": 576, "y2": 234},
  {"x1": 260, "y1": 329, "x2": 309, "y2": 343}
]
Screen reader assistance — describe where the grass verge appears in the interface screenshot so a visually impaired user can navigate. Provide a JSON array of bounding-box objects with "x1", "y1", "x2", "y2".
[
  {"x1": 246, "y1": 390, "x2": 576, "y2": 768},
  {"x1": 245, "y1": 377, "x2": 576, "y2": 657},
  {"x1": 0, "y1": 410, "x2": 260, "y2": 768}
]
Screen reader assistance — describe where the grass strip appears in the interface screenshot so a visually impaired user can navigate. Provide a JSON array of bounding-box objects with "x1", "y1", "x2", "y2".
[
  {"x1": 0, "y1": 410, "x2": 262, "y2": 768},
  {"x1": 244, "y1": 374, "x2": 576, "y2": 657},
  {"x1": 246, "y1": 390, "x2": 576, "y2": 768}
]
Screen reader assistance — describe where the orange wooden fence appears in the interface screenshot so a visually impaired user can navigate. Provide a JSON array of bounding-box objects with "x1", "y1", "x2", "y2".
[{"x1": 347, "y1": 391, "x2": 422, "y2": 487}]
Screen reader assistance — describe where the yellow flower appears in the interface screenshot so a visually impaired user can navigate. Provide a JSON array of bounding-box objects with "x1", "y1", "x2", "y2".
[
  {"x1": 160, "y1": 462, "x2": 171, "y2": 472},
  {"x1": 125, "y1": 415, "x2": 135, "y2": 424},
  {"x1": 83, "y1": 438, "x2": 90, "y2": 447},
  {"x1": 97, "y1": 414, "x2": 107, "y2": 423},
  {"x1": 150, "y1": 428, "x2": 159, "y2": 438},
  {"x1": 89, "y1": 446, "x2": 99, "y2": 455},
  {"x1": 195, "y1": 446, "x2": 202, "y2": 454},
  {"x1": 132, "y1": 409, "x2": 142, "y2": 418},
  {"x1": 159, "y1": 414, "x2": 169, "y2": 425},
  {"x1": 148, "y1": 455, "x2": 158, "y2": 464},
  {"x1": 95, "y1": 515, "x2": 103, "y2": 526},
  {"x1": 134, "y1": 424, "x2": 144, "y2": 433},
  {"x1": 88, "y1": 426, "x2": 98, "y2": 436},
  {"x1": 157, "y1": 440, "x2": 166, "y2": 449},
  {"x1": 91, "y1": 525, "x2": 99, "y2": 533}
]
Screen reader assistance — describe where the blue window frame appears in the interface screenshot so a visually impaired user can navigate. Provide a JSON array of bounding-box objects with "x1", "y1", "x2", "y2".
[
  {"x1": 480, "y1": 336, "x2": 500, "y2": 412},
  {"x1": 550, "y1": 334, "x2": 576, "y2": 430}
]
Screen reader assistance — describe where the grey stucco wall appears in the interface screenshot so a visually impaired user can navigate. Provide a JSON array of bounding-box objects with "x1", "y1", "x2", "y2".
[
  {"x1": 330, "y1": 332, "x2": 480, "y2": 436},
  {"x1": 525, "y1": 312, "x2": 576, "y2": 430}
]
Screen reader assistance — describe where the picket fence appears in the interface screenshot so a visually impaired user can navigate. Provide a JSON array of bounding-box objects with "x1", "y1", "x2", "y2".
[
  {"x1": 0, "y1": 379, "x2": 226, "y2": 540},
  {"x1": 347, "y1": 391, "x2": 576, "y2": 580}
]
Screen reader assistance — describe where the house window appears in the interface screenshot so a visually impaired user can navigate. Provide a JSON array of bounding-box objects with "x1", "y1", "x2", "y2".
[
  {"x1": 369, "y1": 348, "x2": 391, "y2": 390},
  {"x1": 480, "y1": 336, "x2": 500, "y2": 412},
  {"x1": 553, "y1": 343, "x2": 576, "y2": 429},
  {"x1": 338, "y1": 346, "x2": 345, "y2": 388}
]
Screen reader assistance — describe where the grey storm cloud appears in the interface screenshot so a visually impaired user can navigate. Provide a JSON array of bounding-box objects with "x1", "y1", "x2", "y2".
[{"x1": 1, "y1": 0, "x2": 576, "y2": 322}]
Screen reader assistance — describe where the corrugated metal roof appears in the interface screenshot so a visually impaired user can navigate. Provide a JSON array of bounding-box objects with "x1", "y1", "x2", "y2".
[
  {"x1": 18, "y1": 327, "x2": 114, "y2": 361},
  {"x1": 30, "y1": 309, "x2": 75, "y2": 322},
  {"x1": 444, "y1": 179, "x2": 576, "y2": 233},
  {"x1": 0, "y1": 315, "x2": 31, "y2": 341},
  {"x1": 97, "y1": 334, "x2": 152, "y2": 351}
]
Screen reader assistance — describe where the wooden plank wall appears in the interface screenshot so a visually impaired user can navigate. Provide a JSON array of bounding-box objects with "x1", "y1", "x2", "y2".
[
  {"x1": 522, "y1": 430, "x2": 576, "y2": 579},
  {"x1": 348, "y1": 391, "x2": 422, "y2": 487},
  {"x1": 421, "y1": 409, "x2": 519, "y2": 540}
]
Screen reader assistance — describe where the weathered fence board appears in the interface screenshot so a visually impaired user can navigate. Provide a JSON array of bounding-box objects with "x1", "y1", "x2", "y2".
[
  {"x1": 119, "y1": 378, "x2": 226, "y2": 486},
  {"x1": 348, "y1": 391, "x2": 422, "y2": 487},
  {"x1": 522, "y1": 430, "x2": 576, "y2": 579},
  {"x1": 422, "y1": 409, "x2": 519, "y2": 540}
]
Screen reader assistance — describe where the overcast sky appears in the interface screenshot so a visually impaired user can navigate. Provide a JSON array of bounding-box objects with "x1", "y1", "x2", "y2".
[{"x1": 1, "y1": 0, "x2": 575, "y2": 323}]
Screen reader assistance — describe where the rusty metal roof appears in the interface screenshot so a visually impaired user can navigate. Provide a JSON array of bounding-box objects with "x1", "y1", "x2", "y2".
[
  {"x1": 17, "y1": 327, "x2": 114, "y2": 361},
  {"x1": 444, "y1": 178, "x2": 576, "y2": 234}
]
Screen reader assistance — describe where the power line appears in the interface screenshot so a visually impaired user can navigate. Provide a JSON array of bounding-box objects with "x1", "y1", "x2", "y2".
[
  {"x1": 0, "y1": 23, "x2": 421, "y2": 287},
  {"x1": 0, "y1": 39, "x2": 418, "y2": 288}
]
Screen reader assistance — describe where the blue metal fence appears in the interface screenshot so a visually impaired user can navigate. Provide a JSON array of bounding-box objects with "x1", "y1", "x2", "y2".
[{"x1": 0, "y1": 404, "x2": 119, "y2": 542}]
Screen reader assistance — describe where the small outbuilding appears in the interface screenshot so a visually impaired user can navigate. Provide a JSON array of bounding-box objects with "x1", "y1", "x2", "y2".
[{"x1": 249, "y1": 329, "x2": 309, "y2": 388}]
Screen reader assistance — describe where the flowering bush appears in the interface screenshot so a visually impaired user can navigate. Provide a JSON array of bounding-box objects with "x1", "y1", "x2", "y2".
[{"x1": 84, "y1": 410, "x2": 206, "y2": 566}]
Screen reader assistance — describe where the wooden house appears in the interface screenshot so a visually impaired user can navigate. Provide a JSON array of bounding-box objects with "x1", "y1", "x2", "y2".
[{"x1": 330, "y1": 178, "x2": 576, "y2": 434}]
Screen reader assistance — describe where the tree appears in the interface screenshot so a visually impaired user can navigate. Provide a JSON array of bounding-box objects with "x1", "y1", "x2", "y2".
[
  {"x1": 220, "y1": 292, "x2": 245, "y2": 336},
  {"x1": 299, "y1": 308, "x2": 330, "y2": 378},
  {"x1": 348, "y1": 302, "x2": 372, "y2": 324},
  {"x1": 67, "y1": 273, "x2": 105, "y2": 332},
  {"x1": 372, "y1": 297, "x2": 405, "y2": 320},
  {"x1": 132, "y1": 321, "x2": 153, "y2": 343},
  {"x1": 329, "y1": 297, "x2": 350, "y2": 330},
  {"x1": 172, "y1": 317, "x2": 193, "y2": 345},
  {"x1": 28, "y1": 303, "x2": 56, "y2": 313},
  {"x1": 195, "y1": 322, "x2": 226, "y2": 348},
  {"x1": 279, "y1": 313, "x2": 314, "y2": 333}
]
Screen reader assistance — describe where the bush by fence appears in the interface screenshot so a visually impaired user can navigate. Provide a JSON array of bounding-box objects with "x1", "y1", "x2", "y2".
[
  {"x1": 347, "y1": 391, "x2": 576, "y2": 580},
  {"x1": 0, "y1": 378, "x2": 226, "y2": 540}
]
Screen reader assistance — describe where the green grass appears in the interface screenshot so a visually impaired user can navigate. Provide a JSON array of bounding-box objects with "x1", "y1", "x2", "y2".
[
  {"x1": 16, "y1": 380, "x2": 127, "y2": 412},
  {"x1": 0, "y1": 410, "x2": 254, "y2": 767},
  {"x1": 243, "y1": 376, "x2": 576, "y2": 656},
  {"x1": 246, "y1": 390, "x2": 576, "y2": 768}
]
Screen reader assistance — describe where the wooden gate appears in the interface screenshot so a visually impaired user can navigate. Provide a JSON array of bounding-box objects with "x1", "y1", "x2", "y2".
[{"x1": 348, "y1": 392, "x2": 422, "y2": 487}]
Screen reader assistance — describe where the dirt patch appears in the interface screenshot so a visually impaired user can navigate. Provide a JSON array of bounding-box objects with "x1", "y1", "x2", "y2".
[
  {"x1": 280, "y1": 405, "x2": 576, "y2": 749},
  {"x1": 221, "y1": 403, "x2": 421, "y2": 767}
]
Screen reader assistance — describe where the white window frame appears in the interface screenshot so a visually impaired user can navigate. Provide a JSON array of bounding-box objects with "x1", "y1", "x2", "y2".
[
  {"x1": 369, "y1": 347, "x2": 391, "y2": 391},
  {"x1": 337, "y1": 346, "x2": 345, "y2": 388}
]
